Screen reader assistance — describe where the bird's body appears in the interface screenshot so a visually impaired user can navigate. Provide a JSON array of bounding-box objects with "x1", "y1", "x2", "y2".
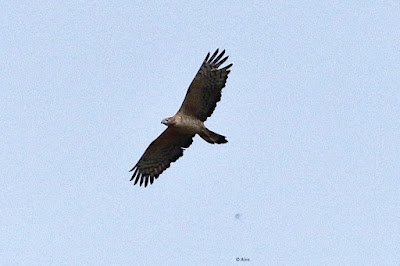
[
  {"x1": 162, "y1": 114, "x2": 203, "y2": 135},
  {"x1": 130, "y1": 49, "x2": 232, "y2": 187}
]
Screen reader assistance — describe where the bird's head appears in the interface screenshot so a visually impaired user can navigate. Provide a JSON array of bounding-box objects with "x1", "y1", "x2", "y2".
[{"x1": 161, "y1": 117, "x2": 175, "y2": 126}]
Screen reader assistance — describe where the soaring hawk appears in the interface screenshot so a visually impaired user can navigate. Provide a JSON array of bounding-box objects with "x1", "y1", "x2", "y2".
[{"x1": 130, "y1": 49, "x2": 232, "y2": 187}]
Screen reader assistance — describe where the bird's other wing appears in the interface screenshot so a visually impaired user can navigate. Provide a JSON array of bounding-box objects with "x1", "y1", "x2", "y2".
[
  {"x1": 130, "y1": 128, "x2": 194, "y2": 187},
  {"x1": 178, "y1": 49, "x2": 232, "y2": 122}
]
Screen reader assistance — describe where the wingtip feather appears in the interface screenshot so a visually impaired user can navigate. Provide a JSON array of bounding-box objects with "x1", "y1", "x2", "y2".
[
  {"x1": 223, "y1": 63, "x2": 233, "y2": 70},
  {"x1": 204, "y1": 52, "x2": 210, "y2": 62},
  {"x1": 129, "y1": 164, "x2": 136, "y2": 172},
  {"x1": 130, "y1": 167, "x2": 139, "y2": 181},
  {"x1": 213, "y1": 49, "x2": 225, "y2": 64},
  {"x1": 208, "y1": 49, "x2": 219, "y2": 62},
  {"x1": 139, "y1": 175, "x2": 145, "y2": 186},
  {"x1": 134, "y1": 174, "x2": 140, "y2": 185}
]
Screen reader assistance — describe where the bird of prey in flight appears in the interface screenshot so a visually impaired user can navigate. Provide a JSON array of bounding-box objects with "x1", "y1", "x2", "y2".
[{"x1": 130, "y1": 49, "x2": 232, "y2": 187}]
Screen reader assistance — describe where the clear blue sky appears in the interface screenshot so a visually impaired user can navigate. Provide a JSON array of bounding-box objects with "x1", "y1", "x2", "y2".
[{"x1": 1, "y1": 1, "x2": 399, "y2": 264}]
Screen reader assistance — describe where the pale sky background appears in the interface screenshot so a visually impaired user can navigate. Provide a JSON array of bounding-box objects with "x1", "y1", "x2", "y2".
[{"x1": 1, "y1": 1, "x2": 399, "y2": 265}]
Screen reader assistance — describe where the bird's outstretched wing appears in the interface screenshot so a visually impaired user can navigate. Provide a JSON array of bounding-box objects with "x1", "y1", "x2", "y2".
[
  {"x1": 178, "y1": 49, "x2": 232, "y2": 122},
  {"x1": 130, "y1": 128, "x2": 194, "y2": 187}
]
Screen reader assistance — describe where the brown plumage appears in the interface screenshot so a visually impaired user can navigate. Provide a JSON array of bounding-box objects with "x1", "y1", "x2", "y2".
[{"x1": 130, "y1": 49, "x2": 232, "y2": 187}]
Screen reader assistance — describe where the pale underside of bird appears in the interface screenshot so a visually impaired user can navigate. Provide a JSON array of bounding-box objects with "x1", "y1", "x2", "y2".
[{"x1": 130, "y1": 49, "x2": 232, "y2": 187}]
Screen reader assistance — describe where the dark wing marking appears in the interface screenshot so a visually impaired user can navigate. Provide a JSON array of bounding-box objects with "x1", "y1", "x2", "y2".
[
  {"x1": 130, "y1": 127, "x2": 194, "y2": 187},
  {"x1": 178, "y1": 49, "x2": 232, "y2": 122}
]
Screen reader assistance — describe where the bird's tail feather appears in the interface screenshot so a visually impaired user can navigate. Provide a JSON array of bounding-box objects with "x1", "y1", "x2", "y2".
[{"x1": 199, "y1": 128, "x2": 228, "y2": 144}]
